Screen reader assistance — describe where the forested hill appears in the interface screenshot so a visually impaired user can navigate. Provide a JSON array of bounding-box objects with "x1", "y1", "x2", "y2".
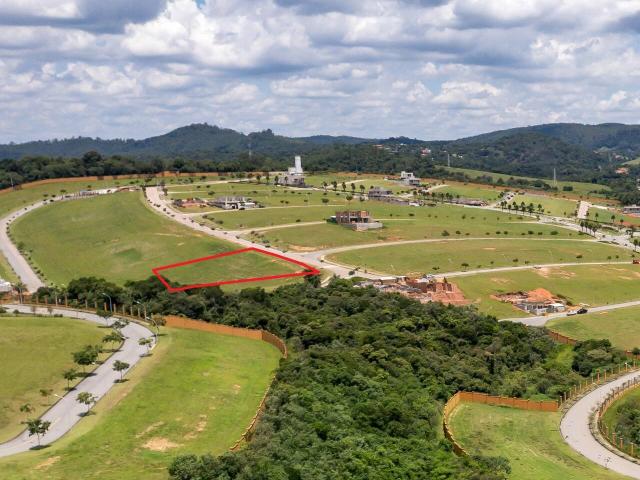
[
  {"x1": 455, "y1": 122, "x2": 640, "y2": 156},
  {"x1": 444, "y1": 131, "x2": 610, "y2": 179},
  {"x1": 0, "y1": 124, "x2": 373, "y2": 160}
]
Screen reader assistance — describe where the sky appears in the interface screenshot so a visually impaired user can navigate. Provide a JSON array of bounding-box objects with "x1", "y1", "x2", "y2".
[{"x1": 2, "y1": 0, "x2": 640, "y2": 143}]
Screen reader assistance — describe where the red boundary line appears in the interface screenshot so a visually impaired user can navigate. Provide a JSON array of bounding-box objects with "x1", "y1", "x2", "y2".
[{"x1": 152, "y1": 247, "x2": 320, "y2": 293}]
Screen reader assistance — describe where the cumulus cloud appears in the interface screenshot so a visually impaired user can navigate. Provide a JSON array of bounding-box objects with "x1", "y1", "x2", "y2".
[{"x1": 1, "y1": 0, "x2": 640, "y2": 141}]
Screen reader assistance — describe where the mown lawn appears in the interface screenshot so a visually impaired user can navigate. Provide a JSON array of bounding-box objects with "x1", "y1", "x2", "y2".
[
  {"x1": 455, "y1": 264, "x2": 640, "y2": 319},
  {"x1": 250, "y1": 204, "x2": 577, "y2": 250},
  {"x1": 160, "y1": 249, "x2": 301, "y2": 288},
  {"x1": 10, "y1": 192, "x2": 304, "y2": 287},
  {"x1": 437, "y1": 183, "x2": 504, "y2": 202},
  {"x1": 329, "y1": 239, "x2": 632, "y2": 277},
  {"x1": 450, "y1": 402, "x2": 625, "y2": 480},
  {"x1": 0, "y1": 315, "x2": 104, "y2": 442},
  {"x1": 0, "y1": 327, "x2": 282, "y2": 480},
  {"x1": 548, "y1": 305, "x2": 640, "y2": 351},
  {"x1": 510, "y1": 193, "x2": 578, "y2": 217},
  {"x1": 443, "y1": 167, "x2": 611, "y2": 198}
]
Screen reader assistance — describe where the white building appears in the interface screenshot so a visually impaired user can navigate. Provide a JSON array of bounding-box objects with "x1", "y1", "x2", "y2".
[
  {"x1": 400, "y1": 171, "x2": 421, "y2": 187},
  {"x1": 623, "y1": 205, "x2": 640, "y2": 215},
  {"x1": 210, "y1": 196, "x2": 257, "y2": 210},
  {"x1": 281, "y1": 155, "x2": 306, "y2": 186},
  {"x1": 0, "y1": 279, "x2": 12, "y2": 292}
]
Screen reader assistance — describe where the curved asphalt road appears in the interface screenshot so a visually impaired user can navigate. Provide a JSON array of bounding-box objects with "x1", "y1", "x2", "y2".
[
  {"x1": 0, "y1": 200, "x2": 52, "y2": 291},
  {"x1": 561, "y1": 370, "x2": 640, "y2": 479},
  {"x1": 0, "y1": 305, "x2": 154, "y2": 457}
]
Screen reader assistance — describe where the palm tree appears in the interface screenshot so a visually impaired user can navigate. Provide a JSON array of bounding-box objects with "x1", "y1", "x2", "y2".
[{"x1": 14, "y1": 281, "x2": 26, "y2": 303}]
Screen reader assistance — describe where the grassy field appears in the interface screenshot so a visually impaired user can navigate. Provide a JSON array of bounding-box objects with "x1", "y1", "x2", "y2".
[
  {"x1": 160, "y1": 249, "x2": 302, "y2": 288},
  {"x1": 437, "y1": 183, "x2": 503, "y2": 202},
  {"x1": 450, "y1": 402, "x2": 625, "y2": 480},
  {"x1": 548, "y1": 305, "x2": 640, "y2": 351},
  {"x1": 601, "y1": 385, "x2": 640, "y2": 447},
  {"x1": 585, "y1": 207, "x2": 640, "y2": 227},
  {"x1": 168, "y1": 182, "x2": 354, "y2": 209},
  {"x1": 248, "y1": 204, "x2": 576, "y2": 251},
  {"x1": 444, "y1": 166, "x2": 611, "y2": 198},
  {"x1": 509, "y1": 193, "x2": 578, "y2": 217},
  {"x1": 0, "y1": 326, "x2": 282, "y2": 480},
  {"x1": 328, "y1": 239, "x2": 631, "y2": 276},
  {"x1": 10, "y1": 192, "x2": 303, "y2": 288},
  {"x1": 455, "y1": 264, "x2": 640, "y2": 318},
  {"x1": 0, "y1": 315, "x2": 104, "y2": 442},
  {"x1": 0, "y1": 255, "x2": 17, "y2": 283}
]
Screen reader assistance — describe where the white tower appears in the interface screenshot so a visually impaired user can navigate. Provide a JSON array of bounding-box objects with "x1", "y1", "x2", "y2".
[{"x1": 294, "y1": 155, "x2": 303, "y2": 174}]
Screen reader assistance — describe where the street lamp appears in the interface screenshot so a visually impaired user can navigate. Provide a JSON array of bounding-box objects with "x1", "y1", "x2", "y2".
[
  {"x1": 135, "y1": 300, "x2": 158, "y2": 340},
  {"x1": 101, "y1": 292, "x2": 113, "y2": 312}
]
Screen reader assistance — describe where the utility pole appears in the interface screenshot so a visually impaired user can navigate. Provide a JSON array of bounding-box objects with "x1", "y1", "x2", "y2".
[{"x1": 553, "y1": 167, "x2": 557, "y2": 188}]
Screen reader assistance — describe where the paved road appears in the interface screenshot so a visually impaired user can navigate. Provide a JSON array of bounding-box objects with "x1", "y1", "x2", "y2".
[
  {"x1": 561, "y1": 370, "x2": 640, "y2": 479},
  {"x1": 0, "y1": 201, "x2": 50, "y2": 291},
  {"x1": 0, "y1": 305, "x2": 154, "y2": 457},
  {"x1": 146, "y1": 187, "x2": 382, "y2": 280},
  {"x1": 577, "y1": 200, "x2": 591, "y2": 220},
  {"x1": 504, "y1": 299, "x2": 640, "y2": 327}
]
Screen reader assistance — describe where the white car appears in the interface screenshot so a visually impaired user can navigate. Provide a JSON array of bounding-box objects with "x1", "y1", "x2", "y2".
[{"x1": 566, "y1": 310, "x2": 578, "y2": 316}]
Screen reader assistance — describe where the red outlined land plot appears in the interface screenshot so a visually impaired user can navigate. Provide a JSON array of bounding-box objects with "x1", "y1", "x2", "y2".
[{"x1": 152, "y1": 247, "x2": 320, "y2": 292}]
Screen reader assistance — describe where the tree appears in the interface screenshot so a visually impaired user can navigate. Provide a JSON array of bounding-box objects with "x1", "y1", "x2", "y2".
[
  {"x1": 25, "y1": 418, "x2": 51, "y2": 446},
  {"x1": 39, "y1": 388, "x2": 53, "y2": 405},
  {"x1": 139, "y1": 337, "x2": 153, "y2": 355},
  {"x1": 96, "y1": 308, "x2": 112, "y2": 326},
  {"x1": 63, "y1": 368, "x2": 78, "y2": 390},
  {"x1": 76, "y1": 391, "x2": 97, "y2": 415},
  {"x1": 111, "y1": 319, "x2": 129, "y2": 331},
  {"x1": 102, "y1": 330, "x2": 124, "y2": 348},
  {"x1": 14, "y1": 281, "x2": 26, "y2": 303},
  {"x1": 73, "y1": 345, "x2": 100, "y2": 373},
  {"x1": 19, "y1": 403, "x2": 34, "y2": 419},
  {"x1": 112, "y1": 360, "x2": 130, "y2": 382}
]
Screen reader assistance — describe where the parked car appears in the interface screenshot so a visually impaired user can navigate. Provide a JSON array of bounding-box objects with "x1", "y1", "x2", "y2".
[
  {"x1": 577, "y1": 308, "x2": 588, "y2": 315},
  {"x1": 567, "y1": 310, "x2": 578, "y2": 316}
]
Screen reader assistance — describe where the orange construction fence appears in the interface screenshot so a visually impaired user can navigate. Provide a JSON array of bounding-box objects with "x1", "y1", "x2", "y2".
[{"x1": 442, "y1": 391, "x2": 558, "y2": 457}]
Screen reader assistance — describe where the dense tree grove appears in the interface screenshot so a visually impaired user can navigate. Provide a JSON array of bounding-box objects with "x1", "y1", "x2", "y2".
[
  {"x1": 607, "y1": 395, "x2": 640, "y2": 446},
  {"x1": 34, "y1": 277, "x2": 630, "y2": 479}
]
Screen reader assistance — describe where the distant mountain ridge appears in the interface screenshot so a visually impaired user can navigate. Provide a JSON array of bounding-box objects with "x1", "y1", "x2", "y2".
[
  {"x1": 0, "y1": 123, "x2": 374, "y2": 160},
  {"x1": 2, "y1": 122, "x2": 640, "y2": 168},
  {"x1": 454, "y1": 122, "x2": 640, "y2": 155}
]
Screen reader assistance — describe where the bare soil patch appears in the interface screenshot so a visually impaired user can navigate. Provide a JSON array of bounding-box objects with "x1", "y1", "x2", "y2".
[{"x1": 142, "y1": 437, "x2": 181, "y2": 452}]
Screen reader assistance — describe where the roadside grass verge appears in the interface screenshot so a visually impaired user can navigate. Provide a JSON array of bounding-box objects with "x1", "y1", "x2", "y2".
[
  {"x1": 450, "y1": 402, "x2": 625, "y2": 480},
  {"x1": 0, "y1": 326, "x2": 282, "y2": 480}
]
